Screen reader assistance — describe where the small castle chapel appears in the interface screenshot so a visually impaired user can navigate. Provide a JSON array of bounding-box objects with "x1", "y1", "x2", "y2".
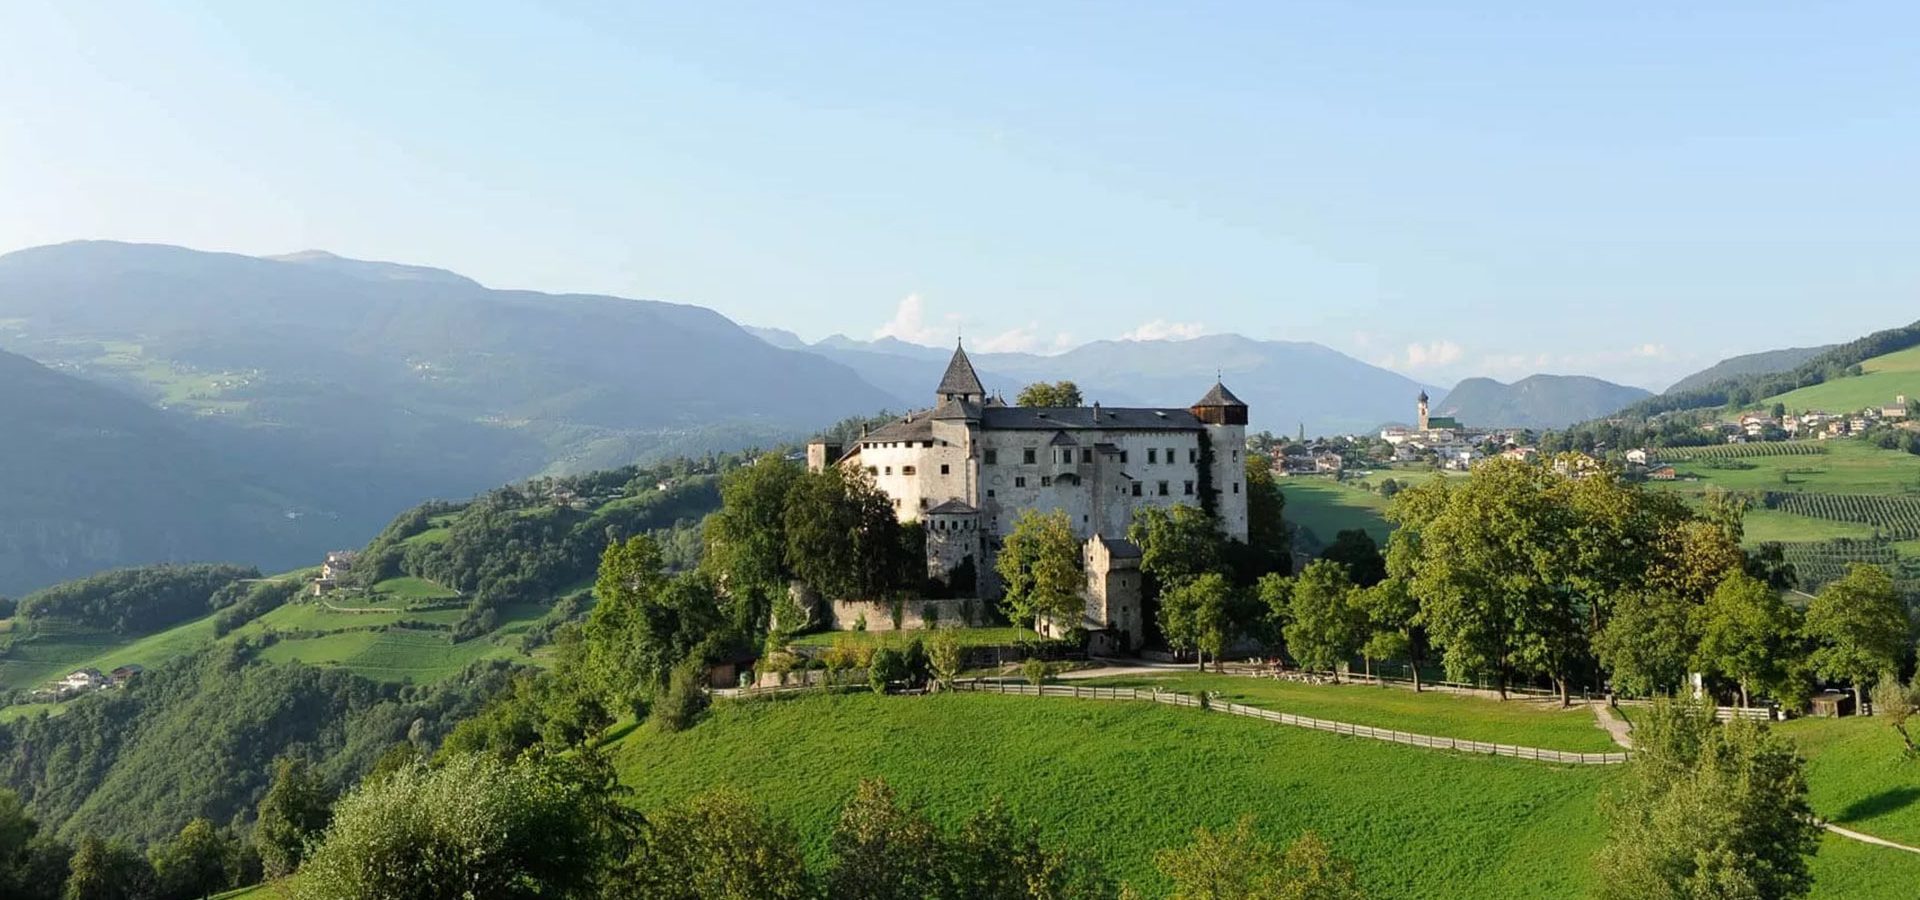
[{"x1": 807, "y1": 342, "x2": 1248, "y2": 649}]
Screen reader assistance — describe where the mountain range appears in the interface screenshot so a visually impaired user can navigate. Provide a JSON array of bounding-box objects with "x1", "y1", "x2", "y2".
[
  {"x1": 745, "y1": 330, "x2": 1445, "y2": 437},
  {"x1": 0, "y1": 239, "x2": 1799, "y2": 592},
  {"x1": 1664, "y1": 345, "x2": 1836, "y2": 394}
]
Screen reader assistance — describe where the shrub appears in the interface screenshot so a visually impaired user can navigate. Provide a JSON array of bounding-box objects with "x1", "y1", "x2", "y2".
[
  {"x1": 868, "y1": 648, "x2": 906, "y2": 695},
  {"x1": 653, "y1": 661, "x2": 709, "y2": 733},
  {"x1": 1021, "y1": 657, "x2": 1052, "y2": 687}
]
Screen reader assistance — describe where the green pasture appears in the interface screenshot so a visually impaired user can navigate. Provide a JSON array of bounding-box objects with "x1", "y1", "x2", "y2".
[
  {"x1": 1277, "y1": 477, "x2": 1393, "y2": 544},
  {"x1": 1762, "y1": 344, "x2": 1920, "y2": 414},
  {"x1": 1073, "y1": 672, "x2": 1621, "y2": 752}
]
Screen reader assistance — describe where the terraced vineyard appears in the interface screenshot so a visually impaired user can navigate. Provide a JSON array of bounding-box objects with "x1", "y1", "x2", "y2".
[
  {"x1": 1763, "y1": 492, "x2": 1920, "y2": 540},
  {"x1": 1663, "y1": 441, "x2": 1827, "y2": 461},
  {"x1": 1775, "y1": 538, "x2": 1920, "y2": 596}
]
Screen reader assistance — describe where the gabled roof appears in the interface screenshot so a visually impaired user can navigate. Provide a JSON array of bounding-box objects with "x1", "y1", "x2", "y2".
[
  {"x1": 981, "y1": 406, "x2": 1205, "y2": 431},
  {"x1": 1091, "y1": 534, "x2": 1142, "y2": 558},
  {"x1": 926, "y1": 498, "x2": 979, "y2": 516},
  {"x1": 1048, "y1": 430, "x2": 1078, "y2": 446},
  {"x1": 937, "y1": 342, "x2": 987, "y2": 397},
  {"x1": 1192, "y1": 381, "x2": 1247, "y2": 408}
]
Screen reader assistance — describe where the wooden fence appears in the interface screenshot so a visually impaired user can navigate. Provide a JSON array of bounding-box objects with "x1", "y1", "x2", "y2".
[{"x1": 954, "y1": 680, "x2": 1632, "y2": 766}]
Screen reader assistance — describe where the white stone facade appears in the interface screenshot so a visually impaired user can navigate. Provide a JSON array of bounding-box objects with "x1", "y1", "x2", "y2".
[{"x1": 812, "y1": 343, "x2": 1248, "y2": 603}]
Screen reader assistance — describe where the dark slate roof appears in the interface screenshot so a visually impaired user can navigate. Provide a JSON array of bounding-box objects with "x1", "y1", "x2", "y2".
[
  {"x1": 932, "y1": 396, "x2": 982, "y2": 421},
  {"x1": 859, "y1": 413, "x2": 936, "y2": 444},
  {"x1": 1092, "y1": 535, "x2": 1143, "y2": 558},
  {"x1": 925, "y1": 499, "x2": 979, "y2": 516},
  {"x1": 980, "y1": 406, "x2": 1205, "y2": 431},
  {"x1": 1048, "y1": 430, "x2": 1078, "y2": 446},
  {"x1": 937, "y1": 343, "x2": 987, "y2": 396},
  {"x1": 1192, "y1": 380, "x2": 1247, "y2": 408}
]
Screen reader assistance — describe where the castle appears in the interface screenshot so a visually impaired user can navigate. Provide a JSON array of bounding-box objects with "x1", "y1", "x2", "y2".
[{"x1": 807, "y1": 342, "x2": 1248, "y2": 649}]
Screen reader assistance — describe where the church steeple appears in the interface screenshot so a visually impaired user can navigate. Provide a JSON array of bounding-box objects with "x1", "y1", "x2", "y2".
[{"x1": 936, "y1": 339, "x2": 987, "y2": 404}]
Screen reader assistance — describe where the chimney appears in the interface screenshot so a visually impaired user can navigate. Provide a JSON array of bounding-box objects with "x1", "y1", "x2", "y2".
[{"x1": 1092, "y1": 401, "x2": 1101, "y2": 423}]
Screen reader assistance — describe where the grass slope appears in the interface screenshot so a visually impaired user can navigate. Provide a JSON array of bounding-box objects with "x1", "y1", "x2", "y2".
[
  {"x1": 614, "y1": 692, "x2": 1614, "y2": 899},
  {"x1": 610, "y1": 692, "x2": 1920, "y2": 899},
  {"x1": 1762, "y1": 344, "x2": 1920, "y2": 413},
  {"x1": 1778, "y1": 716, "x2": 1920, "y2": 847},
  {"x1": 1074, "y1": 672, "x2": 1622, "y2": 752},
  {"x1": 1277, "y1": 478, "x2": 1394, "y2": 544}
]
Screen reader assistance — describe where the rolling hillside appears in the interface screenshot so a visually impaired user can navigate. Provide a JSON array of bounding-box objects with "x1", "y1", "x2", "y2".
[
  {"x1": 608, "y1": 691, "x2": 1920, "y2": 899},
  {"x1": 1760, "y1": 343, "x2": 1920, "y2": 413},
  {"x1": 0, "y1": 241, "x2": 893, "y2": 592},
  {"x1": 1434, "y1": 374, "x2": 1650, "y2": 429},
  {"x1": 1666, "y1": 344, "x2": 1833, "y2": 394},
  {"x1": 0, "y1": 347, "x2": 357, "y2": 595}
]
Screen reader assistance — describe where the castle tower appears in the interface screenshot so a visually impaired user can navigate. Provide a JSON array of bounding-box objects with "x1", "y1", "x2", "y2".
[
  {"x1": 1417, "y1": 390, "x2": 1430, "y2": 432},
  {"x1": 937, "y1": 339, "x2": 987, "y2": 406},
  {"x1": 1190, "y1": 380, "x2": 1250, "y2": 541}
]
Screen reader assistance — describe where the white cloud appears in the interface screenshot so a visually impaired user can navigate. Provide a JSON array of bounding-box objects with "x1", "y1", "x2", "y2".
[
  {"x1": 1120, "y1": 320, "x2": 1207, "y2": 342},
  {"x1": 1633, "y1": 343, "x2": 1669, "y2": 358},
  {"x1": 873, "y1": 293, "x2": 959, "y2": 345},
  {"x1": 973, "y1": 323, "x2": 1074, "y2": 355},
  {"x1": 1402, "y1": 340, "x2": 1464, "y2": 368}
]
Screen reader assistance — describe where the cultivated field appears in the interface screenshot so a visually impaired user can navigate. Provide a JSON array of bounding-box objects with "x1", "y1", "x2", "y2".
[{"x1": 1760, "y1": 344, "x2": 1920, "y2": 414}]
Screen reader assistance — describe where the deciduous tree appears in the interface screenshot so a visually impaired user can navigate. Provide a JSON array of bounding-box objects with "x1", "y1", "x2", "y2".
[
  {"x1": 1015, "y1": 381, "x2": 1084, "y2": 407},
  {"x1": 996, "y1": 509, "x2": 1084, "y2": 633},
  {"x1": 623, "y1": 789, "x2": 812, "y2": 900},
  {"x1": 1805, "y1": 564, "x2": 1910, "y2": 713},
  {"x1": 1692, "y1": 574, "x2": 1798, "y2": 708},
  {"x1": 1283, "y1": 561, "x2": 1363, "y2": 681},
  {"x1": 255, "y1": 757, "x2": 331, "y2": 880}
]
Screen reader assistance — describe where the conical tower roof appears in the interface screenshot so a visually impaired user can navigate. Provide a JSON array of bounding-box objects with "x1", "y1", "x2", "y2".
[
  {"x1": 1192, "y1": 380, "x2": 1247, "y2": 408},
  {"x1": 937, "y1": 340, "x2": 986, "y2": 397}
]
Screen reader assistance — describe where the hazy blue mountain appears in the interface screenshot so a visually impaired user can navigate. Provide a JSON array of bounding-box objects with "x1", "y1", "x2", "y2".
[
  {"x1": 0, "y1": 347, "x2": 358, "y2": 594},
  {"x1": 1665, "y1": 345, "x2": 1835, "y2": 394},
  {"x1": 1435, "y1": 375, "x2": 1652, "y2": 429},
  {"x1": 754, "y1": 331, "x2": 1443, "y2": 436},
  {"x1": 0, "y1": 241, "x2": 899, "y2": 589}
]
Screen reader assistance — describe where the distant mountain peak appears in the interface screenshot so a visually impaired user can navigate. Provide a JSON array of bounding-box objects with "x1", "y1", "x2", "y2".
[
  {"x1": 266, "y1": 249, "x2": 482, "y2": 287},
  {"x1": 1435, "y1": 373, "x2": 1651, "y2": 429}
]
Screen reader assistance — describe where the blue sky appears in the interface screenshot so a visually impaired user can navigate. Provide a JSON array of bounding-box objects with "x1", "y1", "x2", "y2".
[{"x1": 2, "y1": 2, "x2": 1916, "y2": 389}]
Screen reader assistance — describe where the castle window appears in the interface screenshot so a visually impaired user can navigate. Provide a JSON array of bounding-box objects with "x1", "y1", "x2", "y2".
[
  {"x1": 1188, "y1": 449, "x2": 1197, "y2": 464},
  {"x1": 984, "y1": 449, "x2": 998, "y2": 465},
  {"x1": 884, "y1": 466, "x2": 892, "y2": 475},
  {"x1": 987, "y1": 489, "x2": 995, "y2": 498},
  {"x1": 1081, "y1": 448, "x2": 1093, "y2": 463},
  {"x1": 940, "y1": 464, "x2": 950, "y2": 475},
  {"x1": 1040, "y1": 476, "x2": 1052, "y2": 487},
  {"x1": 1232, "y1": 482, "x2": 1240, "y2": 494},
  {"x1": 1131, "y1": 483, "x2": 1142, "y2": 497},
  {"x1": 1119, "y1": 450, "x2": 1129, "y2": 463},
  {"x1": 1233, "y1": 450, "x2": 1241, "y2": 461},
  {"x1": 1015, "y1": 477, "x2": 1027, "y2": 488},
  {"x1": 1183, "y1": 481, "x2": 1195, "y2": 496},
  {"x1": 923, "y1": 441, "x2": 933, "y2": 448},
  {"x1": 1166, "y1": 447, "x2": 1175, "y2": 463},
  {"x1": 902, "y1": 466, "x2": 916, "y2": 476},
  {"x1": 920, "y1": 498, "x2": 928, "y2": 509},
  {"x1": 867, "y1": 466, "x2": 879, "y2": 476},
  {"x1": 1157, "y1": 481, "x2": 1169, "y2": 496},
  {"x1": 1023, "y1": 448, "x2": 1036, "y2": 465},
  {"x1": 1148, "y1": 449, "x2": 1158, "y2": 464}
]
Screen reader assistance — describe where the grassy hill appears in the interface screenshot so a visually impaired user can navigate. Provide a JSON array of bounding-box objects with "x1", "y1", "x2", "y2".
[
  {"x1": 1761, "y1": 343, "x2": 1920, "y2": 413},
  {"x1": 607, "y1": 691, "x2": 1920, "y2": 899},
  {"x1": 1667, "y1": 344, "x2": 1833, "y2": 394}
]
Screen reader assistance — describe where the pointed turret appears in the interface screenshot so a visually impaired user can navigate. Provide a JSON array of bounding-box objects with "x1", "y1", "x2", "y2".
[
  {"x1": 937, "y1": 339, "x2": 987, "y2": 404},
  {"x1": 1190, "y1": 380, "x2": 1249, "y2": 425}
]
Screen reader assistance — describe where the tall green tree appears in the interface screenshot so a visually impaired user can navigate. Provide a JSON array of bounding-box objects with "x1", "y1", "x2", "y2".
[
  {"x1": 1240, "y1": 457, "x2": 1292, "y2": 580},
  {"x1": 1319, "y1": 530, "x2": 1385, "y2": 588},
  {"x1": 148, "y1": 818, "x2": 234, "y2": 900},
  {"x1": 1352, "y1": 577, "x2": 1421, "y2": 688},
  {"x1": 995, "y1": 509, "x2": 1084, "y2": 633},
  {"x1": 1594, "y1": 589, "x2": 1696, "y2": 699},
  {"x1": 1804, "y1": 563, "x2": 1910, "y2": 713},
  {"x1": 0, "y1": 790, "x2": 64, "y2": 900},
  {"x1": 1693, "y1": 574, "x2": 1799, "y2": 708},
  {"x1": 1870, "y1": 673, "x2": 1920, "y2": 759},
  {"x1": 701, "y1": 455, "x2": 803, "y2": 632},
  {"x1": 825, "y1": 780, "x2": 948, "y2": 900},
  {"x1": 294, "y1": 752, "x2": 635, "y2": 900},
  {"x1": 1155, "y1": 816, "x2": 1366, "y2": 900},
  {"x1": 62, "y1": 836, "x2": 153, "y2": 900},
  {"x1": 1595, "y1": 702, "x2": 1819, "y2": 900},
  {"x1": 586, "y1": 537, "x2": 725, "y2": 715},
  {"x1": 1160, "y1": 572, "x2": 1236, "y2": 671},
  {"x1": 622, "y1": 789, "x2": 812, "y2": 900},
  {"x1": 1129, "y1": 505, "x2": 1225, "y2": 594},
  {"x1": 784, "y1": 467, "x2": 916, "y2": 602},
  {"x1": 255, "y1": 757, "x2": 331, "y2": 880},
  {"x1": 1284, "y1": 561, "x2": 1364, "y2": 681},
  {"x1": 1014, "y1": 381, "x2": 1083, "y2": 407}
]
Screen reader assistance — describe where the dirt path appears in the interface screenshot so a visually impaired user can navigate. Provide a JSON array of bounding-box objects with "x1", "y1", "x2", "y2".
[
  {"x1": 1590, "y1": 702, "x2": 1635, "y2": 749},
  {"x1": 1823, "y1": 822, "x2": 1920, "y2": 855}
]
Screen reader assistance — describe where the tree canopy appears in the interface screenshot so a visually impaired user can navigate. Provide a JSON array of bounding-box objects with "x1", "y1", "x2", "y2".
[{"x1": 1015, "y1": 381, "x2": 1084, "y2": 407}]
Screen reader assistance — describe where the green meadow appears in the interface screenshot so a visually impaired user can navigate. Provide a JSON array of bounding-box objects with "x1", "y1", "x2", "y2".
[
  {"x1": 1277, "y1": 476, "x2": 1394, "y2": 543},
  {"x1": 1073, "y1": 672, "x2": 1622, "y2": 752},
  {"x1": 608, "y1": 692, "x2": 1920, "y2": 899},
  {"x1": 1761, "y1": 344, "x2": 1920, "y2": 414}
]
